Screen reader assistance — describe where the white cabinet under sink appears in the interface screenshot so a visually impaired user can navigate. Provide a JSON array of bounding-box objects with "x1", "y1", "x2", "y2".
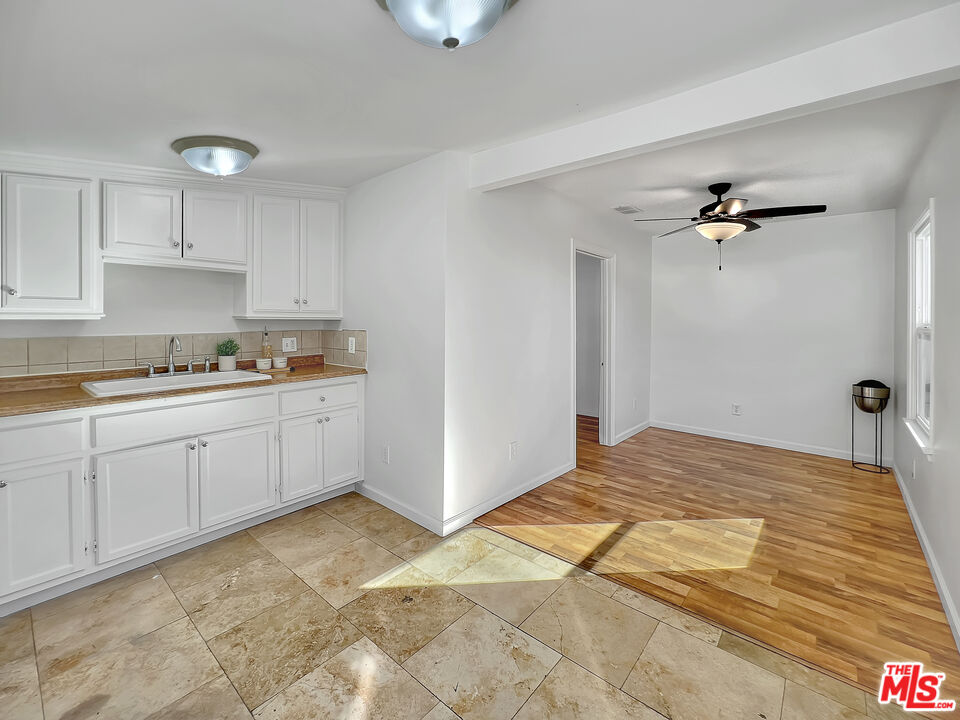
[
  {"x1": 1, "y1": 173, "x2": 101, "y2": 319},
  {"x1": 0, "y1": 459, "x2": 85, "y2": 595},
  {"x1": 198, "y1": 423, "x2": 276, "y2": 528},
  {"x1": 94, "y1": 439, "x2": 200, "y2": 563},
  {"x1": 103, "y1": 182, "x2": 247, "y2": 271},
  {"x1": 238, "y1": 194, "x2": 341, "y2": 319}
]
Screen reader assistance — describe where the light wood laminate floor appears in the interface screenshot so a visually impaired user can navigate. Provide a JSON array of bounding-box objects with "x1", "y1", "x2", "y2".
[{"x1": 478, "y1": 415, "x2": 960, "y2": 706}]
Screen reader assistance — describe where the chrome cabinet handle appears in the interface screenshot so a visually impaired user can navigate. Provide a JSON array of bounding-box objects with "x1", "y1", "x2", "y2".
[
  {"x1": 302, "y1": 298, "x2": 309, "y2": 305},
  {"x1": 186, "y1": 242, "x2": 194, "y2": 250},
  {"x1": 200, "y1": 440, "x2": 209, "y2": 448},
  {"x1": 0, "y1": 481, "x2": 7, "y2": 488},
  {"x1": 319, "y1": 396, "x2": 326, "y2": 402},
  {"x1": 7, "y1": 288, "x2": 16, "y2": 296},
  {"x1": 294, "y1": 298, "x2": 300, "y2": 304},
  {"x1": 324, "y1": 416, "x2": 330, "y2": 423},
  {"x1": 317, "y1": 418, "x2": 324, "y2": 424},
  {"x1": 188, "y1": 443, "x2": 197, "y2": 450},
  {"x1": 172, "y1": 240, "x2": 181, "y2": 248}
]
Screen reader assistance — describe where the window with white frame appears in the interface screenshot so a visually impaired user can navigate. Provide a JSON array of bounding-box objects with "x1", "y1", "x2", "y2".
[{"x1": 908, "y1": 201, "x2": 934, "y2": 442}]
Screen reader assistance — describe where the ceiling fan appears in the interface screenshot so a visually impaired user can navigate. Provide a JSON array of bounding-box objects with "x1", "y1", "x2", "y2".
[{"x1": 635, "y1": 182, "x2": 827, "y2": 269}]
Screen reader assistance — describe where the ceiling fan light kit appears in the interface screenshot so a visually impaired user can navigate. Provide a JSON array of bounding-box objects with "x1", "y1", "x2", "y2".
[
  {"x1": 380, "y1": 0, "x2": 513, "y2": 49},
  {"x1": 635, "y1": 182, "x2": 827, "y2": 270}
]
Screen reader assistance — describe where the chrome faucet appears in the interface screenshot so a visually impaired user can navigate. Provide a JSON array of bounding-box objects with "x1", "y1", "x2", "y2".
[{"x1": 168, "y1": 336, "x2": 181, "y2": 375}]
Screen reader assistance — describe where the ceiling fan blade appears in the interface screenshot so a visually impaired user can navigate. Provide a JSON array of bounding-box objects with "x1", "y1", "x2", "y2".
[
  {"x1": 634, "y1": 217, "x2": 698, "y2": 222},
  {"x1": 738, "y1": 205, "x2": 826, "y2": 219},
  {"x1": 739, "y1": 219, "x2": 761, "y2": 232},
  {"x1": 656, "y1": 223, "x2": 700, "y2": 238},
  {"x1": 699, "y1": 201, "x2": 721, "y2": 216}
]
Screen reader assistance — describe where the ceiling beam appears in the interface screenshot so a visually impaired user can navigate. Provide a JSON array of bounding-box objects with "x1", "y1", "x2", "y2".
[{"x1": 469, "y1": 3, "x2": 960, "y2": 191}]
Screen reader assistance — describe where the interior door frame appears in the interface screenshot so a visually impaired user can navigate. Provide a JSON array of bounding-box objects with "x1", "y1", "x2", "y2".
[{"x1": 572, "y1": 240, "x2": 616, "y2": 448}]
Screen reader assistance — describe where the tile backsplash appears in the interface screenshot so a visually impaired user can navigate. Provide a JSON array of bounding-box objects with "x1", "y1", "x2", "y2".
[{"x1": 0, "y1": 329, "x2": 367, "y2": 377}]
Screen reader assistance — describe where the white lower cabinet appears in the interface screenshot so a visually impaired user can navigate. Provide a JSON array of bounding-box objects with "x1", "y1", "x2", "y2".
[
  {"x1": 94, "y1": 440, "x2": 200, "y2": 563},
  {"x1": 280, "y1": 406, "x2": 359, "y2": 500},
  {"x1": 199, "y1": 423, "x2": 276, "y2": 528},
  {"x1": 0, "y1": 460, "x2": 85, "y2": 594}
]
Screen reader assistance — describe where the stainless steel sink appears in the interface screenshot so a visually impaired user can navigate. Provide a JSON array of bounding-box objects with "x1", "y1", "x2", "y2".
[{"x1": 81, "y1": 370, "x2": 270, "y2": 398}]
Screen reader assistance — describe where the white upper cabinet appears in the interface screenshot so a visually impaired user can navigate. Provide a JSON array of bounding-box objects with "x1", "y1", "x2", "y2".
[
  {"x1": 239, "y1": 194, "x2": 342, "y2": 319},
  {"x1": 1, "y1": 173, "x2": 101, "y2": 319},
  {"x1": 301, "y1": 199, "x2": 341, "y2": 316},
  {"x1": 253, "y1": 195, "x2": 301, "y2": 313},
  {"x1": 183, "y1": 189, "x2": 247, "y2": 267},
  {"x1": 103, "y1": 182, "x2": 248, "y2": 272},
  {"x1": 103, "y1": 182, "x2": 182, "y2": 261}
]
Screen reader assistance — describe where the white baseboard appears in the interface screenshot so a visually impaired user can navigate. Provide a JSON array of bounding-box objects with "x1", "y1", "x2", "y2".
[
  {"x1": 892, "y1": 464, "x2": 960, "y2": 653},
  {"x1": 440, "y1": 460, "x2": 577, "y2": 536},
  {"x1": 356, "y1": 484, "x2": 444, "y2": 536},
  {"x1": 614, "y1": 420, "x2": 650, "y2": 445},
  {"x1": 650, "y1": 420, "x2": 893, "y2": 466}
]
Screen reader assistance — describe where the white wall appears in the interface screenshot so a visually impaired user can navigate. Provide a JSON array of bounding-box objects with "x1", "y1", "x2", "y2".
[
  {"x1": 0, "y1": 263, "x2": 335, "y2": 338},
  {"x1": 651, "y1": 210, "x2": 895, "y2": 462},
  {"x1": 576, "y1": 253, "x2": 601, "y2": 417},
  {"x1": 893, "y1": 91, "x2": 960, "y2": 643},
  {"x1": 342, "y1": 153, "x2": 448, "y2": 530},
  {"x1": 442, "y1": 152, "x2": 652, "y2": 528}
]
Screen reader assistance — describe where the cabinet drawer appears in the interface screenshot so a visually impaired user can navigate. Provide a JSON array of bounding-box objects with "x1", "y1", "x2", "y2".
[
  {"x1": 92, "y1": 393, "x2": 274, "y2": 448},
  {"x1": 280, "y1": 382, "x2": 358, "y2": 416},
  {"x1": 0, "y1": 417, "x2": 83, "y2": 466}
]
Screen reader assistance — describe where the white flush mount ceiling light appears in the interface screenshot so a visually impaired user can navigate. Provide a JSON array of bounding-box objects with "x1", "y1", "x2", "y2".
[
  {"x1": 695, "y1": 221, "x2": 747, "y2": 242},
  {"x1": 171, "y1": 136, "x2": 259, "y2": 177},
  {"x1": 379, "y1": 0, "x2": 516, "y2": 50}
]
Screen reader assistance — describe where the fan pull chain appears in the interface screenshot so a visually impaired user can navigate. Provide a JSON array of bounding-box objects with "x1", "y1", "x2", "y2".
[{"x1": 718, "y1": 241, "x2": 723, "y2": 271}]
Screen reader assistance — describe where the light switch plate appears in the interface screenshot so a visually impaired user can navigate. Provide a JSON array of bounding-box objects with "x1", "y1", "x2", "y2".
[
  {"x1": 348, "y1": 336, "x2": 356, "y2": 354},
  {"x1": 281, "y1": 337, "x2": 297, "y2": 352}
]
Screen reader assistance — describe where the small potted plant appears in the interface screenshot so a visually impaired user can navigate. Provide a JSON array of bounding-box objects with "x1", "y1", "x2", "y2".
[{"x1": 216, "y1": 338, "x2": 240, "y2": 372}]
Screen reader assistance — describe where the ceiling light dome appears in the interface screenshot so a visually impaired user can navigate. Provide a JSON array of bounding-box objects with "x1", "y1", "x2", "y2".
[
  {"x1": 171, "y1": 136, "x2": 259, "y2": 177},
  {"x1": 696, "y1": 221, "x2": 747, "y2": 242},
  {"x1": 385, "y1": 0, "x2": 509, "y2": 49}
]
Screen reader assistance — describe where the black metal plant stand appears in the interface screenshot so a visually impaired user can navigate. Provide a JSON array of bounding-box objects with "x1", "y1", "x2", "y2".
[{"x1": 851, "y1": 380, "x2": 891, "y2": 474}]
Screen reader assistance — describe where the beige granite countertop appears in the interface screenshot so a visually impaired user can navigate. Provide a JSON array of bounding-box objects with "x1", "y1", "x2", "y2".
[{"x1": 0, "y1": 356, "x2": 366, "y2": 418}]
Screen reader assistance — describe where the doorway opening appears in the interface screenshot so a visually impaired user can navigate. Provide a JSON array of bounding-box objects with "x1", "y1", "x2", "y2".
[{"x1": 573, "y1": 244, "x2": 615, "y2": 449}]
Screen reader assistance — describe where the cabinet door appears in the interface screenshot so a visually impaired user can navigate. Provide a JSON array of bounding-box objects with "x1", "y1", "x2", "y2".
[
  {"x1": 253, "y1": 195, "x2": 300, "y2": 313},
  {"x1": 300, "y1": 199, "x2": 341, "y2": 316},
  {"x1": 183, "y1": 189, "x2": 247, "y2": 267},
  {"x1": 95, "y1": 440, "x2": 199, "y2": 563},
  {"x1": 199, "y1": 424, "x2": 276, "y2": 528},
  {"x1": 280, "y1": 415, "x2": 323, "y2": 502},
  {"x1": 0, "y1": 460, "x2": 84, "y2": 594},
  {"x1": 103, "y1": 182, "x2": 182, "y2": 260},
  {"x1": 1, "y1": 174, "x2": 95, "y2": 313},
  {"x1": 322, "y1": 406, "x2": 360, "y2": 487}
]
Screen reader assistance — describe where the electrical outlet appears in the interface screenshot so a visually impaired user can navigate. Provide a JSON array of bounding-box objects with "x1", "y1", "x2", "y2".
[
  {"x1": 281, "y1": 337, "x2": 297, "y2": 353},
  {"x1": 348, "y1": 336, "x2": 356, "y2": 354},
  {"x1": 381, "y1": 444, "x2": 391, "y2": 465},
  {"x1": 731, "y1": 403, "x2": 743, "y2": 416},
  {"x1": 633, "y1": 397, "x2": 639, "y2": 411},
  {"x1": 912, "y1": 458, "x2": 917, "y2": 480},
  {"x1": 508, "y1": 441, "x2": 520, "y2": 461}
]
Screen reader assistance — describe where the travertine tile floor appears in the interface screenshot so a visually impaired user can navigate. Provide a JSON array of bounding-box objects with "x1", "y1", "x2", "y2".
[{"x1": 0, "y1": 492, "x2": 919, "y2": 719}]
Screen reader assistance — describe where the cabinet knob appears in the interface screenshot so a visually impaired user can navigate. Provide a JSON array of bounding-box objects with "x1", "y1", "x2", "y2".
[
  {"x1": 187, "y1": 242, "x2": 194, "y2": 250},
  {"x1": 7, "y1": 288, "x2": 16, "y2": 296},
  {"x1": 302, "y1": 298, "x2": 309, "y2": 305},
  {"x1": 318, "y1": 418, "x2": 324, "y2": 424},
  {"x1": 172, "y1": 240, "x2": 181, "y2": 248},
  {"x1": 294, "y1": 298, "x2": 300, "y2": 304},
  {"x1": 188, "y1": 443, "x2": 197, "y2": 450},
  {"x1": 324, "y1": 416, "x2": 331, "y2": 423},
  {"x1": 0, "y1": 481, "x2": 7, "y2": 488},
  {"x1": 200, "y1": 440, "x2": 209, "y2": 447},
  {"x1": 319, "y1": 396, "x2": 326, "y2": 402}
]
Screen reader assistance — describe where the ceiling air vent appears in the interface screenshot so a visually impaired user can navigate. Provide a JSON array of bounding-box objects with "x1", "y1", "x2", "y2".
[{"x1": 613, "y1": 205, "x2": 642, "y2": 215}]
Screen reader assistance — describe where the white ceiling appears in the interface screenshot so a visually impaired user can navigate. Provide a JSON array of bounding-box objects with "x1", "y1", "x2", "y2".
[
  {"x1": 0, "y1": 0, "x2": 954, "y2": 187},
  {"x1": 537, "y1": 82, "x2": 956, "y2": 227}
]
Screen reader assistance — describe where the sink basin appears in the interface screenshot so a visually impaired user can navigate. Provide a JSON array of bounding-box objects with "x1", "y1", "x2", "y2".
[{"x1": 82, "y1": 370, "x2": 270, "y2": 398}]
